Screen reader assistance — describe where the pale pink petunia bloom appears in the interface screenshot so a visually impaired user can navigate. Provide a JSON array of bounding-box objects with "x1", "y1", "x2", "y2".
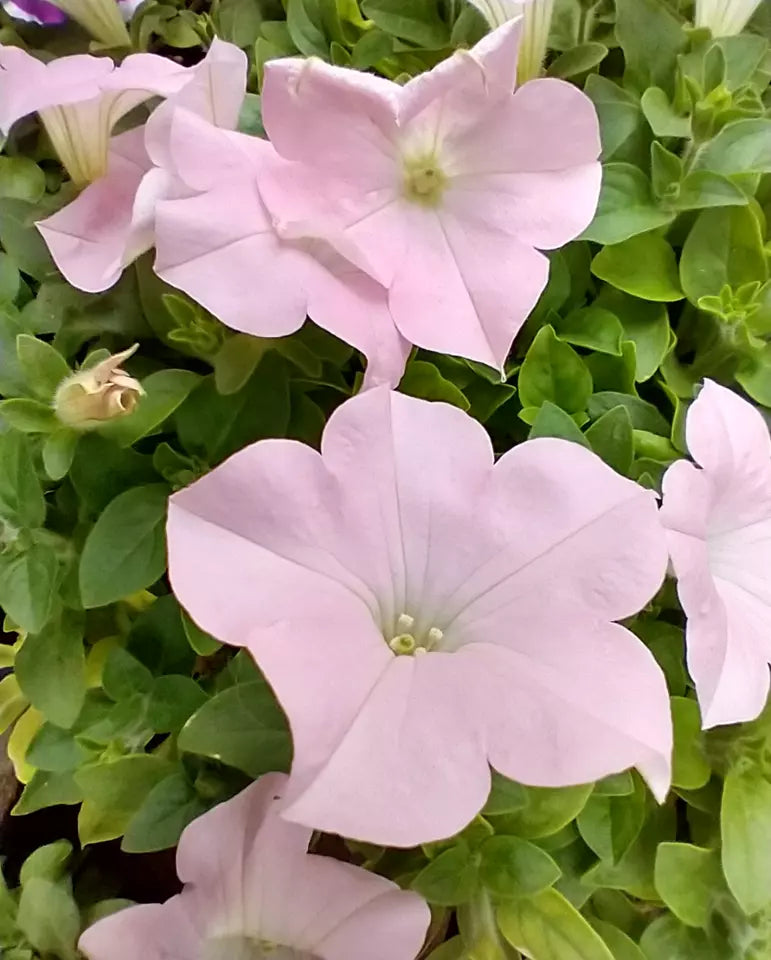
[
  {"x1": 168, "y1": 389, "x2": 672, "y2": 847},
  {"x1": 257, "y1": 20, "x2": 601, "y2": 373},
  {"x1": 661, "y1": 381, "x2": 771, "y2": 728},
  {"x1": 36, "y1": 39, "x2": 247, "y2": 293},
  {"x1": 153, "y1": 109, "x2": 410, "y2": 387},
  {"x1": 0, "y1": 45, "x2": 187, "y2": 186},
  {"x1": 78, "y1": 773, "x2": 430, "y2": 960}
]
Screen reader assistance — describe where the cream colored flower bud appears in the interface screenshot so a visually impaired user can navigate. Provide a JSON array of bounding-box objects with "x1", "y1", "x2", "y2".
[{"x1": 54, "y1": 344, "x2": 144, "y2": 430}]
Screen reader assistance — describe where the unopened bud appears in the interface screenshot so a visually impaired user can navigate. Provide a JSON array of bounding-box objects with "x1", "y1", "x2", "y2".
[{"x1": 54, "y1": 344, "x2": 144, "y2": 430}]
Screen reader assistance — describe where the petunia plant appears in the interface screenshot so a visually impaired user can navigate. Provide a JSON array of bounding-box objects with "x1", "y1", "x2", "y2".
[{"x1": 0, "y1": 1, "x2": 771, "y2": 960}]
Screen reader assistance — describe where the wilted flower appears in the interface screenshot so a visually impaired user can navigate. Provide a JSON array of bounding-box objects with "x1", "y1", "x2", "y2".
[
  {"x1": 467, "y1": 0, "x2": 555, "y2": 83},
  {"x1": 153, "y1": 109, "x2": 410, "y2": 387},
  {"x1": 168, "y1": 389, "x2": 672, "y2": 847},
  {"x1": 79, "y1": 773, "x2": 430, "y2": 960},
  {"x1": 694, "y1": 0, "x2": 763, "y2": 36},
  {"x1": 662, "y1": 380, "x2": 771, "y2": 727},
  {"x1": 258, "y1": 20, "x2": 600, "y2": 374},
  {"x1": 0, "y1": 45, "x2": 188, "y2": 186},
  {"x1": 37, "y1": 38, "x2": 247, "y2": 292},
  {"x1": 54, "y1": 344, "x2": 144, "y2": 429}
]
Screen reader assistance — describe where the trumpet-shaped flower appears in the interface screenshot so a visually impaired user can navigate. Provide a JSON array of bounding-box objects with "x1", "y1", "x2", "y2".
[
  {"x1": 37, "y1": 39, "x2": 247, "y2": 293},
  {"x1": 168, "y1": 389, "x2": 672, "y2": 847},
  {"x1": 153, "y1": 109, "x2": 409, "y2": 387},
  {"x1": 79, "y1": 773, "x2": 430, "y2": 960},
  {"x1": 1, "y1": 0, "x2": 140, "y2": 26},
  {"x1": 466, "y1": 1, "x2": 555, "y2": 83},
  {"x1": 661, "y1": 381, "x2": 771, "y2": 728},
  {"x1": 0, "y1": 45, "x2": 187, "y2": 186},
  {"x1": 695, "y1": 0, "x2": 763, "y2": 36},
  {"x1": 258, "y1": 20, "x2": 600, "y2": 373}
]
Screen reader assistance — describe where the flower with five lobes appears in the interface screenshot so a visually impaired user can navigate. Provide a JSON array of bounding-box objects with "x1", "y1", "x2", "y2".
[
  {"x1": 79, "y1": 773, "x2": 431, "y2": 960},
  {"x1": 36, "y1": 39, "x2": 248, "y2": 293},
  {"x1": 662, "y1": 381, "x2": 771, "y2": 728},
  {"x1": 0, "y1": 45, "x2": 188, "y2": 187},
  {"x1": 168, "y1": 388, "x2": 673, "y2": 847},
  {"x1": 694, "y1": 0, "x2": 763, "y2": 36},
  {"x1": 257, "y1": 19, "x2": 602, "y2": 375}
]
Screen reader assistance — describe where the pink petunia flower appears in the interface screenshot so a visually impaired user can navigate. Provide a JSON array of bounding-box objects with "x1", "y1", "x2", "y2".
[
  {"x1": 661, "y1": 381, "x2": 771, "y2": 728},
  {"x1": 36, "y1": 39, "x2": 247, "y2": 293},
  {"x1": 168, "y1": 388, "x2": 672, "y2": 847},
  {"x1": 256, "y1": 20, "x2": 601, "y2": 373},
  {"x1": 0, "y1": 45, "x2": 187, "y2": 185},
  {"x1": 78, "y1": 773, "x2": 430, "y2": 960},
  {"x1": 153, "y1": 108, "x2": 410, "y2": 387}
]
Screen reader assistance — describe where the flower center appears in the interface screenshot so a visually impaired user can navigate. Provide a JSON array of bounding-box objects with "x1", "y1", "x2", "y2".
[
  {"x1": 402, "y1": 154, "x2": 447, "y2": 207},
  {"x1": 203, "y1": 937, "x2": 320, "y2": 960},
  {"x1": 388, "y1": 613, "x2": 444, "y2": 657}
]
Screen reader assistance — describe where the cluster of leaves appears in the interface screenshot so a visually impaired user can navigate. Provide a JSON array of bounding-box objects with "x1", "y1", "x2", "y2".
[{"x1": 0, "y1": 0, "x2": 771, "y2": 958}]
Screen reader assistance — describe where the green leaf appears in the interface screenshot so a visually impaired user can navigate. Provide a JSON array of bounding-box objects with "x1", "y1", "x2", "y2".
[
  {"x1": 146, "y1": 676, "x2": 207, "y2": 733},
  {"x1": 27, "y1": 723, "x2": 94, "y2": 772},
  {"x1": 0, "y1": 251, "x2": 20, "y2": 303},
  {"x1": 79, "y1": 484, "x2": 168, "y2": 608},
  {"x1": 0, "y1": 199, "x2": 56, "y2": 282},
  {"x1": 0, "y1": 540, "x2": 59, "y2": 634},
  {"x1": 498, "y1": 888, "x2": 615, "y2": 960},
  {"x1": 351, "y1": 27, "x2": 394, "y2": 68},
  {"x1": 586, "y1": 406, "x2": 634, "y2": 475},
  {"x1": 42, "y1": 429, "x2": 79, "y2": 481},
  {"x1": 675, "y1": 170, "x2": 749, "y2": 210},
  {"x1": 693, "y1": 118, "x2": 771, "y2": 176},
  {"x1": 639, "y1": 916, "x2": 721, "y2": 960},
  {"x1": 360, "y1": 0, "x2": 450, "y2": 48},
  {"x1": 615, "y1": 0, "x2": 686, "y2": 94},
  {"x1": 214, "y1": 334, "x2": 271, "y2": 395},
  {"x1": 654, "y1": 843, "x2": 723, "y2": 928},
  {"x1": 721, "y1": 767, "x2": 771, "y2": 916},
  {"x1": 592, "y1": 235, "x2": 684, "y2": 302},
  {"x1": 0, "y1": 432, "x2": 45, "y2": 527},
  {"x1": 519, "y1": 326, "x2": 593, "y2": 415},
  {"x1": 14, "y1": 617, "x2": 86, "y2": 729},
  {"x1": 547, "y1": 43, "x2": 607, "y2": 79},
  {"x1": 16, "y1": 878, "x2": 79, "y2": 960},
  {"x1": 671, "y1": 697, "x2": 710, "y2": 790},
  {"x1": 216, "y1": 0, "x2": 262, "y2": 46},
  {"x1": 19, "y1": 840, "x2": 72, "y2": 884},
  {"x1": 590, "y1": 921, "x2": 645, "y2": 960},
  {"x1": 12, "y1": 770, "x2": 82, "y2": 814},
  {"x1": 16, "y1": 334, "x2": 70, "y2": 400},
  {"x1": 286, "y1": 0, "x2": 328, "y2": 57},
  {"x1": 491, "y1": 784, "x2": 593, "y2": 840},
  {"x1": 584, "y1": 75, "x2": 646, "y2": 163},
  {"x1": 582, "y1": 164, "x2": 674, "y2": 245},
  {"x1": 679, "y1": 206, "x2": 767, "y2": 305},
  {"x1": 0, "y1": 674, "x2": 28, "y2": 736},
  {"x1": 182, "y1": 610, "x2": 222, "y2": 656},
  {"x1": 587, "y1": 392, "x2": 670, "y2": 435},
  {"x1": 527, "y1": 402, "x2": 590, "y2": 445},
  {"x1": 122, "y1": 771, "x2": 207, "y2": 853},
  {"x1": 399, "y1": 360, "x2": 470, "y2": 410},
  {"x1": 640, "y1": 87, "x2": 691, "y2": 137},
  {"x1": 553, "y1": 307, "x2": 623, "y2": 356},
  {"x1": 0, "y1": 157, "x2": 46, "y2": 203},
  {"x1": 0, "y1": 397, "x2": 58, "y2": 433},
  {"x1": 99, "y1": 369, "x2": 200, "y2": 447},
  {"x1": 577, "y1": 778, "x2": 646, "y2": 864},
  {"x1": 412, "y1": 845, "x2": 479, "y2": 906},
  {"x1": 102, "y1": 647, "x2": 154, "y2": 701},
  {"x1": 479, "y1": 836, "x2": 560, "y2": 899},
  {"x1": 178, "y1": 679, "x2": 290, "y2": 777},
  {"x1": 604, "y1": 293, "x2": 670, "y2": 383},
  {"x1": 76, "y1": 754, "x2": 176, "y2": 845}
]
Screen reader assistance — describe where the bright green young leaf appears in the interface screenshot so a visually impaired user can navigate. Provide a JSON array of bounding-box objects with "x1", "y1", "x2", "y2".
[
  {"x1": 491, "y1": 784, "x2": 593, "y2": 840},
  {"x1": 122, "y1": 771, "x2": 207, "y2": 853},
  {"x1": 639, "y1": 916, "x2": 721, "y2": 960},
  {"x1": 412, "y1": 844, "x2": 479, "y2": 906},
  {"x1": 0, "y1": 674, "x2": 28, "y2": 736},
  {"x1": 479, "y1": 836, "x2": 561, "y2": 899},
  {"x1": 14, "y1": 617, "x2": 85, "y2": 729},
  {"x1": 654, "y1": 843, "x2": 724, "y2": 928},
  {"x1": 519, "y1": 326, "x2": 593, "y2": 415},
  {"x1": 99, "y1": 369, "x2": 200, "y2": 447},
  {"x1": 675, "y1": 171, "x2": 748, "y2": 210},
  {"x1": 498, "y1": 888, "x2": 615, "y2": 960},
  {"x1": 721, "y1": 767, "x2": 771, "y2": 916},
  {"x1": 16, "y1": 334, "x2": 70, "y2": 400},
  {"x1": 680, "y1": 206, "x2": 767, "y2": 304},
  {"x1": 553, "y1": 306, "x2": 624, "y2": 356},
  {"x1": 693, "y1": 118, "x2": 771, "y2": 176},
  {"x1": 640, "y1": 87, "x2": 691, "y2": 137},
  {"x1": 671, "y1": 697, "x2": 710, "y2": 790},
  {"x1": 586, "y1": 406, "x2": 635, "y2": 475},
  {"x1": 178, "y1": 679, "x2": 290, "y2": 777},
  {"x1": 592, "y1": 234, "x2": 684, "y2": 302},
  {"x1": 79, "y1": 484, "x2": 168, "y2": 608},
  {"x1": 0, "y1": 431, "x2": 45, "y2": 527},
  {"x1": 582, "y1": 165, "x2": 673, "y2": 246}
]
